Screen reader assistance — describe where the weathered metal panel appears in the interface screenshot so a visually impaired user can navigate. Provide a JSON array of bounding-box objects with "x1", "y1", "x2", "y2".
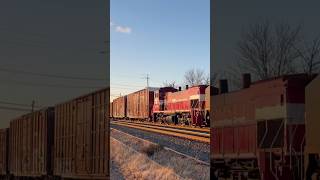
[
  {"x1": 109, "y1": 102, "x2": 113, "y2": 118},
  {"x1": 54, "y1": 100, "x2": 78, "y2": 176},
  {"x1": 112, "y1": 96, "x2": 127, "y2": 118},
  {"x1": 212, "y1": 125, "x2": 257, "y2": 158},
  {"x1": 0, "y1": 128, "x2": 8, "y2": 175},
  {"x1": 92, "y1": 90, "x2": 109, "y2": 176},
  {"x1": 9, "y1": 108, "x2": 54, "y2": 177},
  {"x1": 211, "y1": 128, "x2": 220, "y2": 155},
  {"x1": 255, "y1": 105, "x2": 286, "y2": 121},
  {"x1": 54, "y1": 87, "x2": 109, "y2": 179},
  {"x1": 127, "y1": 88, "x2": 154, "y2": 119}
]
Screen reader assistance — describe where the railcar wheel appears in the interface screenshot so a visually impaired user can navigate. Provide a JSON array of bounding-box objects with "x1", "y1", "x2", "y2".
[{"x1": 205, "y1": 112, "x2": 210, "y2": 127}]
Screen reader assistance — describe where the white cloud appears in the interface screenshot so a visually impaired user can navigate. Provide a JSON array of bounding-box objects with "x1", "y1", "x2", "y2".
[
  {"x1": 110, "y1": 18, "x2": 132, "y2": 34},
  {"x1": 115, "y1": 26, "x2": 132, "y2": 34}
]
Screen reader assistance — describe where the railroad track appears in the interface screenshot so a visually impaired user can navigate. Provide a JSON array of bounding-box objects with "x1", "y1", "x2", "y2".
[{"x1": 110, "y1": 120, "x2": 210, "y2": 143}]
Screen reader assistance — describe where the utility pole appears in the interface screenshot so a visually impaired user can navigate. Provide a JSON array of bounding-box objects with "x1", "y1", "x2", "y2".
[
  {"x1": 146, "y1": 74, "x2": 149, "y2": 120},
  {"x1": 31, "y1": 100, "x2": 35, "y2": 112},
  {"x1": 141, "y1": 73, "x2": 150, "y2": 89},
  {"x1": 146, "y1": 73, "x2": 150, "y2": 88},
  {"x1": 142, "y1": 73, "x2": 150, "y2": 121}
]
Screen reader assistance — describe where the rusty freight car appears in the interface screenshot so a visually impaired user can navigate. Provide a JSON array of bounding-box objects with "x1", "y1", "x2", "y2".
[
  {"x1": 305, "y1": 75, "x2": 320, "y2": 179},
  {"x1": 0, "y1": 128, "x2": 8, "y2": 178},
  {"x1": 126, "y1": 88, "x2": 158, "y2": 120},
  {"x1": 9, "y1": 108, "x2": 55, "y2": 178},
  {"x1": 110, "y1": 102, "x2": 113, "y2": 118},
  {"x1": 112, "y1": 95, "x2": 127, "y2": 119},
  {"x1": 211, "y1": 73, "x2": 315, "y2": 180},
  {"x1": 54, "y1": 87, "x2": 109, "y2": 179}
]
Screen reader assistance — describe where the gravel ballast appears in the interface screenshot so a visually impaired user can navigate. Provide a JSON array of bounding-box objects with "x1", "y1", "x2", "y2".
[{"x1": 111, "y1": 124, "x2": 210, "y2": 163}]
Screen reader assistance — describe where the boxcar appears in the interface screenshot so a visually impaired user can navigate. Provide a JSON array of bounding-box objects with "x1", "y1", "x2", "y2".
[
  {"x1": 110, "y1": 102, "x2": 113, "y2": 118},
  {"x1": 9, "y1": 108, "x2": 54, "y2": 178},
  {"x1": 112, "y1": 95, "x2": 127, "y2": 119},
  {"x1": 211, "y1": 74, "x2": 314, "y2": 180},
  {"x1": 54, "y1": 87, "x2": 109, "y2": 179},
  {"x1": 126, "y1": 88, "x2": 157, "y2": 120},
  {"x1": 0, "y1": 128, "x2": 8, "y2": 177},
  {"x1": 305, "y1": 75, "x2": 320, "y2": 179}
]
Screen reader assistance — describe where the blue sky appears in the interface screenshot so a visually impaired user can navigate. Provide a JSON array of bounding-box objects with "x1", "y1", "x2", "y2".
[{"x1": 110, "y1": 0, "x2": 210, "y2": 100}]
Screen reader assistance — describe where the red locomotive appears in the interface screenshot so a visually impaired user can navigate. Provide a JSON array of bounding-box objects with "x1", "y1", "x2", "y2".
[
  {"x1": 153, "y1": 85, "x2": 209, "y2": 126},
  {"x1": 211, "y1": 73, "x2": 316, "y2": 180}
]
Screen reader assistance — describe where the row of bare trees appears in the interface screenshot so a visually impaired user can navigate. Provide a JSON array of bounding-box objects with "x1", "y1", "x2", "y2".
[
  {"x1": 163, "y1": 68, "x2": 212, "y2": 88},
  {"x1": 163, "y1": 21, "x2": 320, "y2": 90},
  {"x1": 225, "y1": 20, "x2": 320, "y2": 89}
]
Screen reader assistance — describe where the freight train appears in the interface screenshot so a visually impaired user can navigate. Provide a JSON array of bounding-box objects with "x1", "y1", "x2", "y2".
[
  {"x1": 0, "y1": 88, "x2": 109, "y2": 180},
  {"x1": 1, "y1": 73, "x2": 320, "y2": 180},
  {"x1": 210, "y1": 73, "x2": 318, "y2": 180},
  {"x1": 110, "y1": 85, "x2": 212, "y2": 127}
]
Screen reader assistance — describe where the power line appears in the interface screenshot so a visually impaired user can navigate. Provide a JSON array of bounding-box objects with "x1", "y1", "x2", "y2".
[
  {"x1": 0, "y1": 67, "x2": 146, "y2": 87},
  {"x1": 2, "y1": 79, "x2": 104, "y2": 89},
  {"x1": 111, "y1": 83, "x2": 144, "y2": 88},
  {"x1": 0, "y1": 105, "x2": 32, "y2": 112},
  {"x1": 1, "y1": 37, "x2": 104, "y2": 53},
  {"x1": 110, "y1": 86, "x2": 142, "y2": 90},
  {"x1": 0, "y1": 67, "x2": 106, "y2": 81},
  {"x1": 0, "y1": 100, "x2": 42, "y2": 108}
]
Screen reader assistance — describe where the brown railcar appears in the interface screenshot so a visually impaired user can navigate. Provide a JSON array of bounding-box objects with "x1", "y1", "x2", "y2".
[
  {"x1": 9, "y1": 108, "x2": 54, "y2": 178},
  {"x1": 0, "y1": 128, "x2": 8, "y2": 177},
  {"x1": 110, "y1": 102, "x2": 113, "y2": 118},
  {"x1": 126, "y1": 88, "x2": 156, "y2": 120},
  {"x1": 54, "y1": 87, "x2": 109, "y2": 179},
  {"x1": 112, "y1": 96, "x2": 127, "y2": 119}
]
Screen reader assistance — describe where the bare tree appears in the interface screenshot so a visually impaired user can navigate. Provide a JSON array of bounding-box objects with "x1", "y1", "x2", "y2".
[
  {"x1": 236, "y1": 21, "x2": 302, "y2": 80},
  {"x1": 163, "y1": 80, "x2": 176, "y2": 88},
  {"x1": 204, "y1": 74, "x2": 210, "y2": 85},
  {"x1": 296, "y1": 37, "x2": 320, "y2": 75},
  {"x1": 184, "y1": 68, "x2": 208, "y2": 86}
]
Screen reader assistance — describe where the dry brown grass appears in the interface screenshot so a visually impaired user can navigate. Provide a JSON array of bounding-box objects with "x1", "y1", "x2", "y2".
[
  {"x1": 110, "y1": 137, "x2": 184, "y2": 180},
  {"x1": 111, "y1": 128, "x2": 209, "y2": 179},
  {"x1": 140, "y1": 143, "x2": 163, "y2": 156}
]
